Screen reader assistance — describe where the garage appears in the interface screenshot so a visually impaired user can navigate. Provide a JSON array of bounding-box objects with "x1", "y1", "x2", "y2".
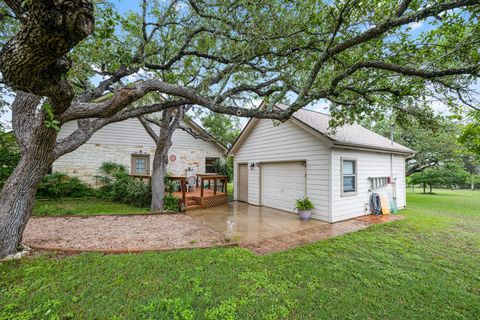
[{"x1": 261, "y1": 162, "x2": 306, "y2": 213}]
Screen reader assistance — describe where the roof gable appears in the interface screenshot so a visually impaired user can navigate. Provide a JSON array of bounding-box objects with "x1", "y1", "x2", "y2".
[{"x1": 229, "y1": 102, "x2": 414, "y2": 155}]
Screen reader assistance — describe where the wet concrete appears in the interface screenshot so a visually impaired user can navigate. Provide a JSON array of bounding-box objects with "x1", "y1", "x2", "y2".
[
  {"x1": 187, "y1": 202, "x2": 405, "y2": 255},
  {"x1": 186, "y1": 202, "x2": 327, "y2": 243}
]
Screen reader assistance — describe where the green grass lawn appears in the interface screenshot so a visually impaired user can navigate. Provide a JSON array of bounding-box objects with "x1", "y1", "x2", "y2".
[
  {"x1": 227, "y1": 182, "x2": 234, "y2": 201},
  {"x1": 33, "y1": 198, "x2": 149, "y2": 216},
  {"x1": 2, "y1": 190, "x2": 479, "y2": 319}
]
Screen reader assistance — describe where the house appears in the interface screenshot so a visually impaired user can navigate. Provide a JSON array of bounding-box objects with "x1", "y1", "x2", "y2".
[
  {"x1": 228, "y1": 103, "x2": 414, "y2": 223},
  {"x1": 54, "y1": 117, "x2": 227, "y2": 186}
]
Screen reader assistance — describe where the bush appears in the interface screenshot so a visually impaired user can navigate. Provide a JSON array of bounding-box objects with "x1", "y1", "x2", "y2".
[
  {"x1": 96, "y1": 162, "x2": 129, "y2": 197},
  {"x1": 163, "y1": 193, "x2": 180, "y2": 211},
  {"x1": 96, "y1": 162, "x2": 152, "y2": 208},
  {"x1": 111, "y1": 176, "x2": 152, "y2": 208},
  {"x1": 213, "y1": 157, "x2": 233, "y2": 182},
  {"x1": 96, "y1": 162, "x2": 181, "y2": 211},
  {"x1": 37, "y1": 173, "x2": 96, "y2": 198}
]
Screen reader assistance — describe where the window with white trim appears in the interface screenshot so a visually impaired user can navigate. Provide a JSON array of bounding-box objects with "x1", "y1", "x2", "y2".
[{"x1": 342, "y1": 159, "x2": 357, "y2": 195}]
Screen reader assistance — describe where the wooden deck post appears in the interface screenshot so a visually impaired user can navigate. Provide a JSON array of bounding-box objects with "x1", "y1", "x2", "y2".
[
  {"x1": 214, "y1": 177, "x2": 217, "y2": 195},
  {"x1": 181, "y1": 179, "x2": 186, "y2": 207},
  {"x1": 201, "y1": 180, "x2": 204, "y2": 198}
]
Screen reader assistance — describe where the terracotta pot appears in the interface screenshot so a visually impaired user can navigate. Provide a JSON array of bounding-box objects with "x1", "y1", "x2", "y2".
[{"x1": 298, "y1": 209, "x2": 312, "y2": 221}]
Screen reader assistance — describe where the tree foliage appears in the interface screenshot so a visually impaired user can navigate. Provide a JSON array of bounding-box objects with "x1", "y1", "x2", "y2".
[
  {"x1": 199, "y1": 113, "x2": 241, "y2": 148},
  {"x1": 459, "y1": 111, "x2": 480, "y2": 159},
  {"x1": 409, "y1": 164, "x2": 469, "y2": 193},
  {"x1": 0, "y1": 127, "x2": 19, "y2": 188},
  {"x1": 1, "y1": 0, "x2": 480, "y2": 258},
  {"x1": 363, "y1": 113, "x2": 467, "y2": 176}
]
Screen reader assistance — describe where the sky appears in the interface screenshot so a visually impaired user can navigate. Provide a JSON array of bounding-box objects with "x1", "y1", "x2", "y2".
[{"x1": 0, "y1": 1, "x2": 476, "y2": 129}]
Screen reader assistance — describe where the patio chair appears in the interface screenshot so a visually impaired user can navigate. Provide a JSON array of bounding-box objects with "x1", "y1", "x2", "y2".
[{"x1": 186, "y1": 176, "x2": 196, "y2": 192}]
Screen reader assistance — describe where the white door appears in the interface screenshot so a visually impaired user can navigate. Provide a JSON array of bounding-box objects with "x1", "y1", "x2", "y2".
[
  {"x1": 238, "y1": 163, "x2": 249, "y2": 202},
  {"x1": 261, "y1": 162, "x2": 306, "y2": 212}
]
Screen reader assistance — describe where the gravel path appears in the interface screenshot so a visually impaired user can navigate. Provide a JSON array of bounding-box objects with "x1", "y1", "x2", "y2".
[{"x1": 23, "y1": 214, "x2": 227, "y2": 252}]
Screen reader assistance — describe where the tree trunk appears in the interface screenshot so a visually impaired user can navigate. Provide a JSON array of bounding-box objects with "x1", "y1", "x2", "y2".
[
  {"x1": 0, "y1": 129, "x2": 56, "y2": 258},
  {"x1": 423, "y1": 182, "x2": 426, "y2": 194},
  {"x1": 139, "y1": 107, "x2": 184, "y2": 212},
  {"x1": 150, "y1": 138, "x2": 172, "y2": 211}
]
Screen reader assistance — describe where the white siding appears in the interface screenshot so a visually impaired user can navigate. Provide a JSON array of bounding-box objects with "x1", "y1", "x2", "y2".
[
  {"x1": 233, "y1": 119, "x2": 331, "y2": 221},
  {"x1": 331, "y1": 148, "x2": 406, "y2": 222},
  {"x1": 394, "y1": 154, "x2": 407, "y2": 208},
  {"x1": 53, "y1": 118, "x2": 225, "y2": 185}
]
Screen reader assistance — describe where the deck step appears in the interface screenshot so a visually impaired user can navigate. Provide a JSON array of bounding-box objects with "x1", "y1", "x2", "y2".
[
  {"x1": 186, "y1": 204, "x2": 202, "y2": 211},
  {"x1": 186, "y1": 199, "x2": 197, "y2": 206}
]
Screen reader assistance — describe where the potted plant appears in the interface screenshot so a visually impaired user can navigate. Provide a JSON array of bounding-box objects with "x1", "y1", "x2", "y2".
[{"x1": 295, "y1": 197, "x2": 314, "y2": 220}]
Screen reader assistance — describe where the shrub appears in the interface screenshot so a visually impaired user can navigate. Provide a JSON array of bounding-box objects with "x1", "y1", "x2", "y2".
[
  {"x1": 37, "y1": 173, "x2": 96, "y2": 198},
  {"x1": 295, "y1": 197, "x2": 314, "y2": 210},
  {"x1": 111, "y1": 175, "x2": 152, "y2": 208},
  {"x1": 213, "y1": 157, "x2": 233, "y2": 182},
  {"x1": 95, "y1": 162, "x2": 129, "y2": 197},
  {"x1": 163, "y1": 193, "x2": 180, "y2": 212},
  {"x1": 96, "y1": 162, "x2": 181, "y2": 211}
]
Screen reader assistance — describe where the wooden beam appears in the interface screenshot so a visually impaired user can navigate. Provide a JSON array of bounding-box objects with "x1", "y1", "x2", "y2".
[{"x1": 181, "y1": 180, "x2": 186, "y2": 207}]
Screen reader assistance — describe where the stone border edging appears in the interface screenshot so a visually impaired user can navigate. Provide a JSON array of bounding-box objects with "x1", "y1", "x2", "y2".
[
  {"x1": 25, "y1": 242, "x2": 238, "y2": 254},
  {"x1": 31, "y1": 211, "x2": 181, "y2": 219}
]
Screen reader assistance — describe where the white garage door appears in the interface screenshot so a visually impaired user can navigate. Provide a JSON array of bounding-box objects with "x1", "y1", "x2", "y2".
[{"x1": 261, "y1": 162, "x2": 306, "y2": 213}]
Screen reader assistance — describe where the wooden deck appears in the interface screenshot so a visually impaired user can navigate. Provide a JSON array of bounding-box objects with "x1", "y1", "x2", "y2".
[
  {"x1": 173, "y1": 189, "x2": 228, "y2": 211},
  {"x1": 131, "y1": 173, "x2": 229, "y2": 211},
  {"x1": 171, "y1": 174, "x2": 229, "y2": 211}
]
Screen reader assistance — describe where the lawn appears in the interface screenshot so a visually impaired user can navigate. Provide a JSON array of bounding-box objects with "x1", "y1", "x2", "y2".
[
  {"x1": 1, "y1": 190, "x2": 479, "y2": 319},
  {"x1": 227, "y1": 182, "x2": 234, "y2": 201},
  {"x1": 33, "y1": 198, "x2": 149, "y2": 216}
]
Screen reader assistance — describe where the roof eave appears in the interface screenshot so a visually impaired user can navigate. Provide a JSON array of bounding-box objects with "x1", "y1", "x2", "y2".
[
  {"x1": 183, "y1": 118, "x2": 229, "y2": 154},
  {"x1": 332, "y1": 142, "x2": 415, "y2": 156}
]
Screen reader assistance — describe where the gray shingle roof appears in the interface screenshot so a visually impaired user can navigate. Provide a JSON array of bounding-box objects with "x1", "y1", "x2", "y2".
[{"x1": 277, "y1": 104, "x2": 414, "y2": 154}]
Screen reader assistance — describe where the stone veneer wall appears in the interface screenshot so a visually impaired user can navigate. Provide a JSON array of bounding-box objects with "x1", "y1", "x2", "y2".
[{"x1": 53, "y1": 142, "x2": 225, "y2": 186}]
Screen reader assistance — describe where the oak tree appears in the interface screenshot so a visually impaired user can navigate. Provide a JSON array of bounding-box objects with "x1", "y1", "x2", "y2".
[{"x1": 0, "y1": 0, "x2": 479, "y2": 258}]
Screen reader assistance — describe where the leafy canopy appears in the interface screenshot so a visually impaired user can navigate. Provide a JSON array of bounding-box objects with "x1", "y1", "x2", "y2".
[
  {"x1": 459, "y1": 111, "x2": 480, "y2": 159},
  {"x1": 64, "y1": 0, "x2": 480, "y2": 125}
]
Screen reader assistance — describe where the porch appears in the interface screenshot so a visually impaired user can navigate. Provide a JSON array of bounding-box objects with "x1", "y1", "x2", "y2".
[{"x1": 170, "y1": 173, "x2": 229, "y2": 211}]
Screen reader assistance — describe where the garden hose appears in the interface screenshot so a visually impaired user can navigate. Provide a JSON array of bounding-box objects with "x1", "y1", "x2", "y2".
[{"x1": 369, "y1": 192, "x2": 382, "y2": 215}]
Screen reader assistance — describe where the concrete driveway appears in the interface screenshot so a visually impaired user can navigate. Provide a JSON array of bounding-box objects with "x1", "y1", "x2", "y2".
[
  {"x1": 187, "y1": 202, "x2": 405, "y2": 254},
  {"x1": 186, "y1": 201, "x2": 327, "y2": 243}
]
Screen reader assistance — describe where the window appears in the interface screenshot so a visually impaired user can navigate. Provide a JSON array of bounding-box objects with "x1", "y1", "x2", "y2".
[
  {"x1": 131, "y1": 154, "x2": 150, "y2": 175},
  {"x1": 341, "y1": 158, "x2": 357, "y2": 196},
  {"x1": 205, "y1": 157, "x2": 220, "y2": 173}
]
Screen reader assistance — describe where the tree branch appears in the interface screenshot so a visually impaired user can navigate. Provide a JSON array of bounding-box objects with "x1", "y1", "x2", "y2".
[
  {"x1": 138, "y1": 115, "x2": 159, "y2": 143},
  {"x1": 293, "y1": 0, "x2": 479, "y2": 106},
  {"x1": 330, "y1": 61, "x2": 479, "y2": 90}
]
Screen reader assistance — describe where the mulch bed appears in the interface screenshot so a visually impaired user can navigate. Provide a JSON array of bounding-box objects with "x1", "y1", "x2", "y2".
[{"x1": 23, "y1": 214, "x2": 230, "y2": 253}]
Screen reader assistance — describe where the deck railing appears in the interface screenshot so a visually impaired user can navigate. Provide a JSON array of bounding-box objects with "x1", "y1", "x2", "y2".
[
  {"x1": 196, "y1": 174, "x2": 228, "y2": 198},
  {"x1": 130, "y1": 173, "x2": 229, "y2": 209}
]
